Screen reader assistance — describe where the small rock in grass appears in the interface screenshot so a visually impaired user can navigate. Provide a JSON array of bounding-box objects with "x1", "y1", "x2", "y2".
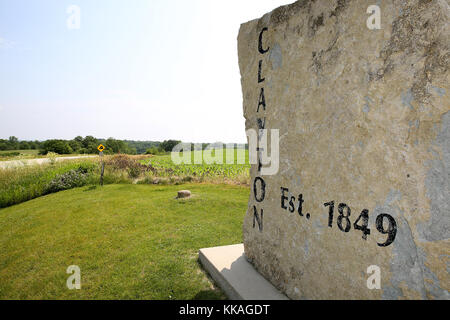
[{"x1": 177, "y1": 190, "x2": 191, "y2": 199}]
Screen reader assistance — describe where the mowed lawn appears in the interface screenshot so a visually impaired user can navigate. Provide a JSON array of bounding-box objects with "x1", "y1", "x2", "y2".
[{"x1": 0, "y1": 184, "x2": 249, "y2": 299}]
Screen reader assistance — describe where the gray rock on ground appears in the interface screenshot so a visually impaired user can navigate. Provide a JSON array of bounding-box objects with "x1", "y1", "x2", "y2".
[{"x1": 177, "y1": 190, "x2": 192, "y2": 199}]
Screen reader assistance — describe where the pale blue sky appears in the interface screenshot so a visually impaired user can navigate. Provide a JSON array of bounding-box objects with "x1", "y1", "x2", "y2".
[{"x1": 0, "y1": 0, "x2": 293, "y2": 142}]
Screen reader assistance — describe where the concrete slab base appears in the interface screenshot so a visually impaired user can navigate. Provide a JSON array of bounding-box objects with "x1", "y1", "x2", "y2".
[{"x1": 199, "y1": 244, "x2": 289, "y2": 300}]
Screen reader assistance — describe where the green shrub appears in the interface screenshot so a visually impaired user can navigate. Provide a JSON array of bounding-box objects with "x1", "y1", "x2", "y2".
[
  {"x1": 145, "y1": 146, "x2": 164, "y2": 155},
  {"x1": 77, "y1": 162, "x2": 97, "y2": 174},
  {"x1": 44, "y1": 168, "x2": 90, "y2": 194},
  {"x1": 46, "y1": 152, "x2": 58, "y2": 165},
  {"x1": 106, "y1": 154, "x2": 146, "y2": 179},
  {"x1": 128, "y1": 166, "x2": 141, "y2": 179},
  {"x1": 40, "y1": 140, "x2": 73, "y2": 155}
]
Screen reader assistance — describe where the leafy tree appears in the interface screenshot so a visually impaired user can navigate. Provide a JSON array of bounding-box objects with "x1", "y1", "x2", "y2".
[
  {"x1": 145, "y1": 146, "x2": 163, "y2": 155},
  {"x1": 105, "y1": 138, "x2": 124, "y2": 153},
  {"x1": 40, "y1": 140, "x2": 73, "y2": 155},
  {"x1": 0, "y1": 139, "x2": 8, "y2": 151},
  {"x1": 19, "y1": 141, "x2": 30, "y2": 150},
  {"x1": 125, "y1": 140, "x2": 160, "y2": 154},
  {"x1": 160, "y1": 140, "x2": 182, "y2": 152},
  {"x1": 31, "y1": 140, "x2": 42, "y2": 150},
  {"x1": 82, "y1": 136, "x2": 98, "y2": 148},
  {"x1": 68, "y1": 140, "x2": 82, "y2": 153},
  {"x1": 7, "y1": 136, "x2": 19, "y2": 150},
  {"x1": 104, "y1": 138, "x2": 136, "y2": 154}
]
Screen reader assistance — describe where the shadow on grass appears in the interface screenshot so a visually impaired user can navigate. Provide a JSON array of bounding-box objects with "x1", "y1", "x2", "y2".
[
  {"x1": 194, "y1": 259, "x2": 227, "y2": 300},
  {"x1": 83, "y1": 185, "x2": 97, "y2": 192}
]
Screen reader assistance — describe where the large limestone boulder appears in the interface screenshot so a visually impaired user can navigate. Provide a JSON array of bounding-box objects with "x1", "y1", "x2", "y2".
[{"x1": 238, "y1": 0, "x2": 449, "y2": 299}]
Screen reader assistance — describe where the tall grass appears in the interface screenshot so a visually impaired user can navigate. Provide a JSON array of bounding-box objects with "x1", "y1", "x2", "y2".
[{"x1": 0, "y1": 158, "x2": 128, "y2": 208}]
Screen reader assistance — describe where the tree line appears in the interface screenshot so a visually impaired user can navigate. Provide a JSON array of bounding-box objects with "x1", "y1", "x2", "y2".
[
  {"x1": 0, "y1": 137, "x2": 247, "y2": 155},
  {"x1": 0, "y1": 136, "x2": 181, "y2": 155}
]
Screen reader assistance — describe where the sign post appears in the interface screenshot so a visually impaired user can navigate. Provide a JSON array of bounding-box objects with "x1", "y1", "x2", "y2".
[{"x1": 97, "y1": 144, "x2": 105, "y2": 186}]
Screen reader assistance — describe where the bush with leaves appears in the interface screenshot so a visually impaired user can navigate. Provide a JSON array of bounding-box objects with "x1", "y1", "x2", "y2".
[
  {"x1": 40, "y1": 140, "x2": 73, "y2": 155},
  {"x1": 46, "y1": 152, "x2": 58, "y2": 165},
  {"x1": 106, "y1": 154, "x2": 149, "y2": 179},
  {"x1": 44, "y1": 166, "x2": 91, "y2": 194}
]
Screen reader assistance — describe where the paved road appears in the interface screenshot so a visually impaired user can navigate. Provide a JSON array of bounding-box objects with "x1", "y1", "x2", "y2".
[{"x1": 0, "y1": 155, "x2": 97, "y2": 169}]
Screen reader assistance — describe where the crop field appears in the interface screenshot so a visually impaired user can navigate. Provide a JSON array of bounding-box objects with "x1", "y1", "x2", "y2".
[{"x1": 143, "y1": 149, "x2": 250, "y2": 179}]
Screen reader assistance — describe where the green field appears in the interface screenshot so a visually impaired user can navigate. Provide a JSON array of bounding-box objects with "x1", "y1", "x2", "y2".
[
  {"x1": 0, "y1": 149, "x2": 39, "y2": 161},
  {"x1": 0, "y1": 149, "x2": 39, "y2": 155},
  {"x1": 0, "y1": 150, "x2": 250, "y2": 209},
  {"x1": 0, "y1": 184, "x2": 249, "y2": 299},
  {"x1": 144, "y1": 149, "x2": 250, "y2": 179}
]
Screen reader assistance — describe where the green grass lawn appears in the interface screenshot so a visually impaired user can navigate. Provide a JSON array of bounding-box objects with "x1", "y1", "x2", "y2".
[{"x1": 0, "y1": 184, "x2": 249, "y2": 300}]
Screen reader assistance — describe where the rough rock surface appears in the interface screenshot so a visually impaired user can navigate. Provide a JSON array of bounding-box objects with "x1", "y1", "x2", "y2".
[{"x1": 238, "y1": 0, "x2": 449, "y2": 299}]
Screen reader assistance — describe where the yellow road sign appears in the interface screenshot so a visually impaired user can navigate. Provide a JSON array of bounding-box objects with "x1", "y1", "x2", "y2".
[{"x1": 97, "y1": 144, "x2": 105, "y2": 152}]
